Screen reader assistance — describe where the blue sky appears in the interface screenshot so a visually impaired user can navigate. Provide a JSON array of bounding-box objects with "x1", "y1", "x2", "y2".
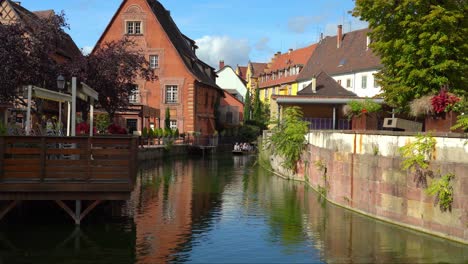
[{"x1": 18, "y1": 0, "x2": 367, "y2": 68}]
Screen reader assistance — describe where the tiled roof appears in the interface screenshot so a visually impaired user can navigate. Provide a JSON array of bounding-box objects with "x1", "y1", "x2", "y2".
[
  {"x1": 32, "y1": 10, "x2": 54, "y2": 19},
  {"x1": 6, "y1": 1, "x2": 81, "y2": 60},
  {"x1": 236, "y1": 66, "x2": 247, "y2": 80},
  {"x1": 297, "y1": 28, "x2": 381, "y2": 82},
  {"x1": 259, "y1": 44, "x2": 316, "y2": 88},
  {"x1": 297, "y1": 71, "x2": 356, "y2": 97},
  {"x1": 250, "y1": 62, "x2": 268, "y2": 78}
]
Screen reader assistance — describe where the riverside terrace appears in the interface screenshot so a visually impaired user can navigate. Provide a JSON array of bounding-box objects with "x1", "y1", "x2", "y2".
[{"x1": 0, "y1": 136, "x2": 138, "y2": 225}]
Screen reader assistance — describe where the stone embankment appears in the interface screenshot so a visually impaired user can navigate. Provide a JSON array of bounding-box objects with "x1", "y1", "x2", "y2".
[{"x1": 263, "y1": 131, "x2": 468, "y2": 244}]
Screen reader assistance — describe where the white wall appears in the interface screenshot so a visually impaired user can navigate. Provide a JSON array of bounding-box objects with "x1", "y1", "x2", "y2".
[
  {"x1": 307, "y1": 131, "x2": 468, "y2": 163},
  {"x1": 332, "y1": 69, "x2": 380, "y2": 97},
  {"x1": 216, "y1": 67, "x2": 247, "y2": 101}
]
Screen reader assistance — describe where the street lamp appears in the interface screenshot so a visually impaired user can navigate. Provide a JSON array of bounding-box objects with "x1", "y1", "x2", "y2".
[{"x1": 57, "y1": 75, "x2": 65, "y2": 135}]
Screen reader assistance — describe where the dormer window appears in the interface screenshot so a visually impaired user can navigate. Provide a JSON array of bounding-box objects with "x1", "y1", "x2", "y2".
[{"x1": 126, "y1": 21, "x2": 142, "y2": 35}]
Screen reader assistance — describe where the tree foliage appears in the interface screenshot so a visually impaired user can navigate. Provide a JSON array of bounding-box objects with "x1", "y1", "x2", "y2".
[
  {"x1": 353, "y1": 0, "x2": 468, "y2": 108},
  {"x1": 64, "y1": 38, "x2": 155, "y2": 118},
  {"x1": 252, "y1": 88, "x2": 262, "y2": 121},
  {"x1": 270, "y1": 106, "x2": 309, "y2": 172},
  {"x1": 0, "y1": 12, "x2": 72, "y2": 103},
  {"x1": 165, "y1": 107, "x2": 171, "y2": 130},
  {"x1": 244, "y1": 90, "x2": 251, "y2": 122}
]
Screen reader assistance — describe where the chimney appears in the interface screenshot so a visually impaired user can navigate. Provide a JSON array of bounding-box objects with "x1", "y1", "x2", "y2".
[
  {"x1": 337, "y1": 24, "x2": 343, "y2": 48},
  {"x1": 311, "y1": 77, "x2": 317, "y2": 93},
  {"x1": 219, "y1": 60, "x2": 225, "y2": 69},
  {"x1": 366, "y1": 36, "x2": 371, "y2": 50},
  {"x1": 288, "y1": 48, "x2": 293, "y2": 54}
]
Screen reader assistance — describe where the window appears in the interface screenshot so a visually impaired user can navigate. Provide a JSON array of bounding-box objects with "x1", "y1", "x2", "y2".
[
  {"x1": 264, "y1": 88, "x2": 269, "y2": 100},
  {"x1": 126, "y1": 21, "x2": 142, "y2": 35},
  {"x1": 288, "y1": 86, "x2": 292, "y2": 95},
  {"x1": 149, "y1": 55, "x2": 159, "y2": 69},
  {"x1": 129, "y1": 86, "x2": 140, "y2": 103},
  {"x1": 346, "y1": 79, "x2": 351, "y2": 88},
  {"x1": 126, "y1": 119, "x2": 137, "y2": 134},
  {"x1": 165, "y1": 85, "x2": 178, "y2": 104},
  {"x1": 374, "y1": 79, "x2": 379, "y2": 88},
  {"x1": 226, "y1": 112, "x2": 233, "y2": 124},
  {"x1": 337, "y1": 80, "x2": 342, "y2": 85},
  {"x1": 362, "y1": 76, "x2": 367, "y2": 89},
  {"x1": 169, "y1": 120, "x2": 177, "y2": 130}
]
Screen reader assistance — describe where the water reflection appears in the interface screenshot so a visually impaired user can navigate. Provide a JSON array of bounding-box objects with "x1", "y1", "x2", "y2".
[
  {"x1": 0, "y1": 155, "x2": 466, "y2": 263},
  {"x1": 132, "y1": 155, "x2": 467, "y2": 263}
]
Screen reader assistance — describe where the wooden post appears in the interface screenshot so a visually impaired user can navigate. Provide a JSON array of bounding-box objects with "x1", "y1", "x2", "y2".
[
  {"x1": 71, "y1": 77, "x2": 77, "y2": 137},
  {"x1": 26, "y1": 85, "x2": 32, "y2": 135},
  {"x1": 75, "y1": 200, "x2": 81, "y2": 225},
  {"x1": 129, "y1": 137, "x2": 137, "y2": 187},
  {"x1": 0, "y1": 137, "x2": 5, "y2": 181},
  {"x1": 40, "y1": 137, "x2": 46, "y2": 181},
  {"x1": 86, "y1": 137, "x2": 91, "y2": 181}
]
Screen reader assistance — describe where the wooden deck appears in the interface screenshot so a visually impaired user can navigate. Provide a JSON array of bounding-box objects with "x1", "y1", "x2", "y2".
[{"x1": 0, "y1": 136, "x2": 138, "y2": 224}]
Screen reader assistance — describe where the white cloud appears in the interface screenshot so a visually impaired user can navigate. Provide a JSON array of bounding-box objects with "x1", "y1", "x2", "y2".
[
  {"x1": 81, "y1": 46, "x2": 93, "y2": 55},
  {"x1": 255, "y1": 37, "x2": 271, "y2": 51},
  {"x1": 195, "y1": 35, "x2": 251, "y2": 69},
  {"x1": 288, "y1": 16, "x2": 323, "y2": 34}
]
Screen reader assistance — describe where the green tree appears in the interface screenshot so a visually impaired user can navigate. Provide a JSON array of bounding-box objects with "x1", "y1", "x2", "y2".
[
  {"x1": 244, "y1": 90, "x2": 251, "y2": 121},
  {"x1": 270, "y1": 106, "x2": 309, "y2": 173},
  {"x1": 165, "y1": 107, "x2": 171, "y2": 130},
  {"x1": 353, "y1": 0, "x2": 468, "y2": 108},
  {"x1": 253, "y1": 88, "x2": 262, "y2": 121}
]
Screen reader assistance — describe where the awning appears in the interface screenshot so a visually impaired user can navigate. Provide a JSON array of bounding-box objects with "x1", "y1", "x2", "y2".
[{"x1": 32, "y1": 86, "x2": 72, "y2": 103}]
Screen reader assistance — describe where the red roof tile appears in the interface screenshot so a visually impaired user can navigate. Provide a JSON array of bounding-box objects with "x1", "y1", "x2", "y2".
[
  {"x1": 250, "y1": 62, "x2": 268, "y2": 78},
  {"x1": 259, "y1": 44, "x2": 316, "y2": 88},
  {"x1": 236, "y1": 66, "x2": 247, "y2": 80}
]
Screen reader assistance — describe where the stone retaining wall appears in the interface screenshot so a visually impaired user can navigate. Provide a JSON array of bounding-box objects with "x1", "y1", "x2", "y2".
[{"x1": 267, "y1": 131, "x2": 468, "y2": 244}]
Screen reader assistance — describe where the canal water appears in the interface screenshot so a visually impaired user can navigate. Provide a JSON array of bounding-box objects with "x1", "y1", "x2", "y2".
[{"x1": 0, "y1": 154, "x2": 467, "y2": 263}]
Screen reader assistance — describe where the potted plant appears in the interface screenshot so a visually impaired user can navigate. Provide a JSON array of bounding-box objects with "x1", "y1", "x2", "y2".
[
  {"x1": 417, "y1": 90, "x2": 463, "y2": 132},
  {"x1": 344, "y1": 99, "x2": 382, "y2": 130}
]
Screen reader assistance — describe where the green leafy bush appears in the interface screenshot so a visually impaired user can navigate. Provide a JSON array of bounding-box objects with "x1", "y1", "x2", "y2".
[
  {"x1": 344, "y1": 99, "x2": 382, "y2": 118},
  {"x1": 426, "y1": 173, "x2": 454, "y2": 212},
  {"x1": 270, "y1": 106, "x2": 309, "y2": 172}
]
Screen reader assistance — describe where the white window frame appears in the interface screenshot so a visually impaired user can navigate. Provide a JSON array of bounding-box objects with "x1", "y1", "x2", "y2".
[
  {"x1": 165, "y1": 85, "x2": 178, "y2": 104},
  {"x1": 169, "y1": 120, "x2": 177, "y2": 130},
  {"x1": 129, "y1": 85, "x2": 140, "y2": 103},
  {"x1": 346, "y1": 78, "x2": 351, "y2": 88},
  {"x1": 362, "y1": 76, "x2": 367, "y2": 89},
  {"x1": 126, "y1": 21, "x2": 142, "y2": 35},
  {"x1": 149, "y1": 55, "x2": 159, "y2": 69},
  {"x1": 264, "y1": 88, "x2": 269, "y2": 100}
]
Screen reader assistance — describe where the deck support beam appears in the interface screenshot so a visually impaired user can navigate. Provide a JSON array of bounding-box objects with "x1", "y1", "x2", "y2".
[
  {"x1": 55, "y1": 200, "x2": 102, "y2": 225},
  {"x1": 0, "y1": 200, "x2": 18, "y2": 220}
]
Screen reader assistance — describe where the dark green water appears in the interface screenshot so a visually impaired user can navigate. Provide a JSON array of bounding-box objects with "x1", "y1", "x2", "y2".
[{"x1": 0, "y1": 154, "x2": 467, "y2": 263}]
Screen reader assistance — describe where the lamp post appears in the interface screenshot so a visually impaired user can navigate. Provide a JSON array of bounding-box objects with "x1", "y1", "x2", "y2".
[{"x1": 57, "y1": 75, "x2": 65, "y2": 135}]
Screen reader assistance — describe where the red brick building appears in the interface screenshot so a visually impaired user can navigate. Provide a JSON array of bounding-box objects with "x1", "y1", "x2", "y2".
[{"x1": 94, "y1": 0, "x2": 222, "y2": 135}]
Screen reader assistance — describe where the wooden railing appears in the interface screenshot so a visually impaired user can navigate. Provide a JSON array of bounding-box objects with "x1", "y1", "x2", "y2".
[{"x1": 0, "y1": 136, "x2": 138, "y2": 198}]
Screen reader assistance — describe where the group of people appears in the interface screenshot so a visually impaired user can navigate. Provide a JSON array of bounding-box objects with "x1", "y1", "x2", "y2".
[{"x1": 233, "y1": 142, "x2": 253, "y2": 152}]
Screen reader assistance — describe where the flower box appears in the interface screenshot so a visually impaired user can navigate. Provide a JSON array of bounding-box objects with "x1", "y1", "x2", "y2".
[
  {"x1": 425, "y1": 111, "x2": 462, "y2": 133},
  {"x1": 351, "y1": 113, "x2": 378, "y2": 131}
]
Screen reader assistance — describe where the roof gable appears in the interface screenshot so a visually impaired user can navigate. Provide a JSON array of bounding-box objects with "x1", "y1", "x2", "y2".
[
  {"x1": 297, "y1": 28, "x2": 381, "y2": 82},
  {"x1": 249, "y1": 62, "x2": 268, "y2": 78},
  {"x1": 0, "y1": 0, "x2": 81, "y2": 60},
  {"x1": 94, "y1": 0, "x2": 219, "y2": 89},
  {"x1": 297, "y1": 71, "x2": 357, "y2": 97}
]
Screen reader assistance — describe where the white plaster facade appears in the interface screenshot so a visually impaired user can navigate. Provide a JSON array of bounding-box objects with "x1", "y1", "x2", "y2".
[
  {"x1": 216, "y1": 66, "x2": 247, "y2": 102},
  {"x1": 298, "y1": 69, "x2": 381, "y2": 98}
]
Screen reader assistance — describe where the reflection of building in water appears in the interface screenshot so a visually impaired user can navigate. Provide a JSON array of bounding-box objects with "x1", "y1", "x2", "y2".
[{"x1": 134, "y1": 160, "x2": 193, "y2": 263}]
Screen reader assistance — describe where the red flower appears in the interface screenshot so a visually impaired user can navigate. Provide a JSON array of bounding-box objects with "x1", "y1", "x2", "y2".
[{"x1": 361, "y1": 109, "x2": 368, "y2": 113}]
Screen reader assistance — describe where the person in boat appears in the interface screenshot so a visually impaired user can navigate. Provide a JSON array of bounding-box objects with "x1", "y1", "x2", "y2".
[{"x1": 234, "y1": 143, "x2": 240, "y2": 151}]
